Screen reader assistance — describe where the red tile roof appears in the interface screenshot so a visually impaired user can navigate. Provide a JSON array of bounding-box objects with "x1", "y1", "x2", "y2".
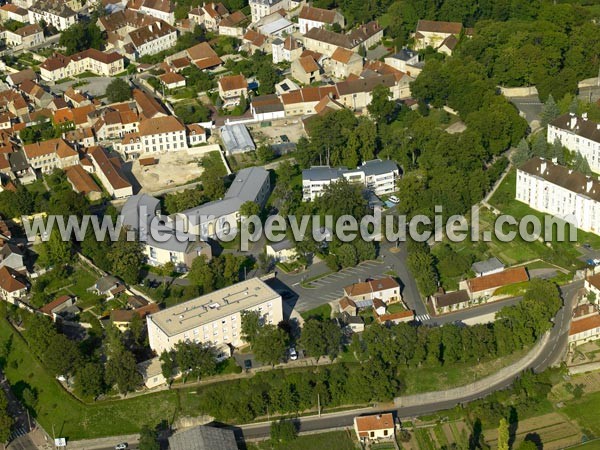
[
  {"x1": 355, "y1": 413, "x2": 394, "y2": 433},
  {"x1": 570, "y1": 314, "x2": 600, "y2": 336},
  {"x1": 40, "y1": 295, "x2": 72, "y2": 315},
  {"x1": 466, "y1": 267, "x2": 529, "y2": 294}
]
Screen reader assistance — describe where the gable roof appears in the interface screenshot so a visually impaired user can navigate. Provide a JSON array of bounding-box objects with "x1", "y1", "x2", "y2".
[
  {"x1": 218, "y1": 74, "x2": 248, "y2": 92},
  {"x1": 433, "y1": 290, "x2": 469, "y2": 308},
  {"x1": 466, "y1": 267, "x2": 529, "y2": 294},
  {"x1": 416, "y1": 19, "x2": 462, "y2": 35},
  {"x1": 138, "y1": 116, "x2": 185, "y2": 136},
  {"x1": 23, "y1": 138, "x2": 77, "y2": 159},
  {"x1": 299, "y1": 5, "x2": 338, "y2": 23},
  {"x1": 297, "y1": 55, "x2": 320, "y2": 73},
  {"x1": 40, "y1": 295, "x2": 73, "y2": 315},
  {"x1": 354, "y1": 413, "x2": 394, "y2": 435},
  {"x1": 519, "y1": 157, "x2": 600, "y2": 203},
  {"x1": 331, "y1": 46, "x2": 357, "y2": 64},
  {"x1": 0, "y1": 266, "x2": 26, "y2": 292},
  {"x1": 570, "y1": 313, "x2": 600, "y2": 336},
  {"x1": 89, "y1": 146, "x2": 132, "y2": 190},
  {"x1": 168, "y1": 425, "x2": 237, "y2": 450},
  {"x1": 65, "y1": 164, "x2": 102, "y2": 195},
  {"x1": 344, "y1": 277, "x2": 399, "y2": 297},
  {"x1": 587, "y1": 272, "x2": 600, "y2": 291},
  {"x1": 550, "y1": 113, "x2": 600, "y2": 143}
]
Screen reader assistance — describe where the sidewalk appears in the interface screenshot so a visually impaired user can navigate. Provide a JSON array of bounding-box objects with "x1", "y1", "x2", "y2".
[{"x1": 64, "y1": 434, "x2": 139, "y2": 450}]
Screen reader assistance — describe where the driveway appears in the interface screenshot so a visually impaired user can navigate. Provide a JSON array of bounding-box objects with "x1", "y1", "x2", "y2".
[{"x1": 509, "y1": 95, "x2": 543, "y2": 127}]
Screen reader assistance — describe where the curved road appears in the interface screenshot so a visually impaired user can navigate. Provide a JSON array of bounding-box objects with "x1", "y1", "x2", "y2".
[{"x1": 236, "y1": 280, "x2": 582, "y2": 440}]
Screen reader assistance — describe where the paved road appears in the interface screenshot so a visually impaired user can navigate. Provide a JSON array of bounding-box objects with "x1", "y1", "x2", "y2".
[
  {"x1": 509, "y1": 95, "x2": 543, "y2": 125},
  {"x1": 235, "y1": 280, "x2": 581, "y2": 440}
]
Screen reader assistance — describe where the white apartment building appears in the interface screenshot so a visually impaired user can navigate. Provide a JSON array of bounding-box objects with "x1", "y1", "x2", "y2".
[
  {"x1": 22, "y1": 139, "x2": 79, "y2": 173},
  {"x1": 249, "y1": 0, "x2": 290, "y2": 23},
  {"x1": 116, "y1": 116, "x2": 187, "y2": 158},
  {"x1": 147, "y1": 278, "x2": 284, "y2": 354},
  {"x1": 272, "y1": 35, "x2": 302, "y2": 64},
  {"x1": 4, "y1": 24, "x2": 44, "y2": 48},
  {"x1": 298, "y1": 5, "x2": 344, "y2": 35},
  {"x1": 40, "y1": 49, "x2": 125, "y2": 82},
  {"x1": 302, "y1": 159, "x2": 400, "y2": 201},
  {"x1": 516, "y1": 157, "x2": 600, "y2": 235},
  {"x1": 139, "y1": 0, "x2": 175, "y2": 25},
  {"x1": 176, "y1": 166, "x2": 270, "y2": 238},
  {"x1": 28, "y1": 0, "x2": 77, "y2": 31},
  {"x1": 548, "y1": 113, "x2": 600, "y2": 173},
  {"x1": 88, "y1": 146, "x2": 133, "y2": 199},
  {"x1": 128, "y1": 20, "x2": 178, "y2": 58}
]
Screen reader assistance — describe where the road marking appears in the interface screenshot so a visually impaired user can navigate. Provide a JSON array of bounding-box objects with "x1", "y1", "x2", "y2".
[
  {"x1": 292, "y1": 282, "x2": 299, "y2": 286},
  {"x1": 415, "y1": 314, "x2": 431, "y2": 322}
]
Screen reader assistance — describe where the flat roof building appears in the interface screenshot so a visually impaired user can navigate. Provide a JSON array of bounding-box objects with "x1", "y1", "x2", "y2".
[{"x1": 147, "y1": 277, "x2": 283, "y2": 354}]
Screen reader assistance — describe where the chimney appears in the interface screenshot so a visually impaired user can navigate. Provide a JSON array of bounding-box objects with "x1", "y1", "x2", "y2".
[
  {"x1": 551, "y1": 157, "x2": 558, "y2": 164},
  {"x1": 540, "y1": 160, "x2": 547, "y2": 173},
  {"x1": 570, "y1": 116, "x2": 577, "y2": 129},
  {"x1": 583, "y1": 112, "x2": 588, "y2": 121},
  {"x1": 587, "y1": 177, "x2": 593, "y2": 192}
]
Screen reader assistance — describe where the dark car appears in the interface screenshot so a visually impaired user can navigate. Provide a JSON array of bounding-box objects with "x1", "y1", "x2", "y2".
[{"x1": 244, "y1": 359, "x2": 252, "y2": 372}]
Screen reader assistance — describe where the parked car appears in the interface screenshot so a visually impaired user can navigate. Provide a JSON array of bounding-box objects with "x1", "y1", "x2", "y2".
[
  {"x1": 244, "y1": 359, "x2": 252, "y2": 372},
  {"x1": 389, "y1": 195, "x2": 400, "y2": 204},
  {"x1": 115, "y1": 444, "x2": 128, "y2": 450},
  {"x1": 289, "y1": 347, "x2": 298, "y2": 361}
]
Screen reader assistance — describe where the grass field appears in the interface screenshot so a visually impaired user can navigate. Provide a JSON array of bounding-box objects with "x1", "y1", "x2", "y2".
[
  {"x1": 247, "y1": 430, "x2": 357, "y2": 449},
  {"x1": 300, "y1": 304, "x2": 332, "y2": 321},
  {"x1": 401, "y1": 346, "x2": 530, "y2": 395},
  {"x1": 0, "y1": 317, "x2": 204, "y2": 440},
  {"x1": 562, "y1": 390, "x2": 600, "y2": 437},
  {"x1": 568, "y1": 440, "x2": 600, "y2": 450}
]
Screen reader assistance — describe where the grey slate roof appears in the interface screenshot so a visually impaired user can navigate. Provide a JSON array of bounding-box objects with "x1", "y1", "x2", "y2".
[
  {"x1": 434, "y1": 290, "x2": 470, "y2": 308},
  {"x1": 95, "y1": 275, "x2": 120, "y2": 292},
  {"x1": 390, "y1": 48, "x2": 417, "y2": 61},
  {"x1": 269, "y1": 238, "x2": 293, "y2": 252},
  {"x1": 302, "y1": 166, "x2": 347, "y2": 182},
  {"x1": 360, "y1": 159, "x2": 398, "y2": 177},
  {"x1": 180, "y1": 197, "x2": 243, "y2": 225},
  {"x1": 121, "y1": 194, "x2": 161, "y2": 230},
  {"x1": 220, "y1": 124, "x2": 255, "y2": 154},
  {"x1": 471, "y1": 257, "x2": 504, "y2": 275},
  {"x1": 224, "y1": 166, "x2": 269, "y2": 202},
  {"x1": 168, "y1": 425, "x2": 238, "y2": 450}
]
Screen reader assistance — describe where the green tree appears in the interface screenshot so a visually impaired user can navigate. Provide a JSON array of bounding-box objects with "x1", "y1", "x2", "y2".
[
  {"x1": 239, "y1": 200, "x2": 260, "y2": 217},
  {"x1": 241, "y1": 310, "x2": 261, "y2": 344},
  {"x1": 497, "y1": 418, "x2": 509, "y2": 450},
  {"x1": 105, "y1": 348, "x2": 141, "y2": 395},
  {"x1": 200, "y1": 168, "x2": 226, "y2": 200},
  {"x1": 75, "y1": 362, "x2": 105, "y2": 399},
  {"x1": 174, "y1": 341, "x2": 216, "y2": 382},
  {"x1": 336, "y1": 243, "x2": 358, "y2": 268},
  {"x1": 160, "y1": 351, "x2": 176, "y2": 384},
  {"x1": 368, "y1": 84, "x2": 396, "y2": 124},
  {"x1": 253, "y1": 324, "x2": 288, "y2": 366},
  {"x1": 299, "y1": 319, "x2": 343, "y2": 360},
  {"x1": 540, "y1": 94, "x2": 560, "y2": 128},
  {"x1": 256, "y1": 145, "x2": 275, "y2": 163},
  {"x1": 0, "y1": 390, "x2": 13, "y2": 443},
  {"x1": 108, "y1": 231, "x2": 144, "y2": 285},
  {"x1": 138, "y1": 425, "x2": 160, "y2": 450},
  {"x1": 42, "y1": 228, "x2": 73, "y2": 268},
  {"x1": 106, "y1": 78, "x2": 132, "y2": 103},
  {"x1": 270, "y1": 419, "x2": 297, "y2": 443},
  {"x1": 512, "y1": 138, "x2": 531, "y2": 167},
  {"x1": 44, "y1": 334, "x2": 81, "y2": 376}
]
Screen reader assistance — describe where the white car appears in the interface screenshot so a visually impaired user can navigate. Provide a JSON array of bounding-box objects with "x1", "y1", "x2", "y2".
[
  {"x1": 289, "y1": 347, "x2": 298, "y2": 361},
  {"x1": 389, "y1": 195, "x2": 400, "y2": 204},
  {"x1": 115, "y1": 444, "x2": 128, "y2": 450}
]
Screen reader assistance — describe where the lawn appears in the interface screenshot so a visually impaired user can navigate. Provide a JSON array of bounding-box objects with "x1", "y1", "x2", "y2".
[
  {"x1": 300, "y1": 304, "x2": 332, "y2": 321},
  {"x1": 400, "y1": 346, "x2": 530, "y2": 395},
  {"x1": 0, "y1": 317, "x2": 191, "y2": 440},
  {"x1": 562, "y1": 390, "x2": 600, "y2": 436},
  {"x1": 569, "y1": 441, "x2": 600, "y2": 450},
  {"x1": 247, "y1": 430, "x2": 357, "y2": 450},
  {"x1": 52, "y1": 262, "x2": 105, "y2": 306}
]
